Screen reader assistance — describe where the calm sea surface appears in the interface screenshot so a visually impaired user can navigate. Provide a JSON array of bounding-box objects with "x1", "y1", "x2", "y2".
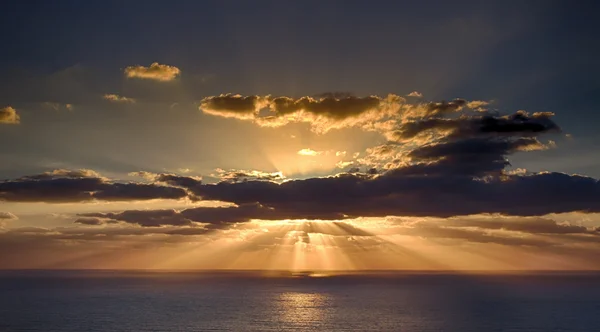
[{"x1": 1, "y1": 271, "x2": 599, "y2": 331}]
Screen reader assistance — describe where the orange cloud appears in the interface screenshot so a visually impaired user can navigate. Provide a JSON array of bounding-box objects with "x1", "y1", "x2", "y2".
[
  {"x1": 124, "y1": 62, "x2": 181, "y2": 81},
  {"x1": 0, "y1": 106, "x2": 20, "y2": 124},
  {"x1": 103, "y1": 94, "x2": 136, "y2": 103}
]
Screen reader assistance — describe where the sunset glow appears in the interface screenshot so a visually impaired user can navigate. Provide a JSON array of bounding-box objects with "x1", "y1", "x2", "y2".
[{"x1": 1, "y1": 1, "x2": 600, "y2": 274}]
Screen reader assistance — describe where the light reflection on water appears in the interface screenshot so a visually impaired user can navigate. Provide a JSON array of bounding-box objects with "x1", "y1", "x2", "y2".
[{"x1": 277, "y1": 292, "x2": 329, "y2": 328}]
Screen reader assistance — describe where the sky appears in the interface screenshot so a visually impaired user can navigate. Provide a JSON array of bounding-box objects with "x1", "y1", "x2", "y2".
[{"x1": 1, "y1": 0, "x2": 600, "y2": 271}]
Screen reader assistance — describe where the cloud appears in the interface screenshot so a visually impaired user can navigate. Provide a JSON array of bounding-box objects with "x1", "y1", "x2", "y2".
[
  {"x1": 336, "y1": 161, "x2": 354, "y2": 169},
  {"x1": 401, "y1": 137, "x2": 549, "y2": 176},
  {"x1": 14, "y1": 166, "x2": 596, "y2": 220},
  {"x1": 395, "y1": 110, "x2": 560, "y2": 142},
  {"x1": 213, "y1": 169, "x2": 285, "y2": 183},
  {"x1": 20, "y1": 169, "x2": 104, "y2": 180},
  {"x1": 79, "y1": 203, "x2": 348, "y2": 229},
  {"x1": 80, "y1": 209, "x2": 195, "y2": 227},
  {"x1": 198, "y1": 94, "x2": 501, "y2": 135},
  {"x1": 199, "y1": 94, "x2": 267, "y2": 120},
  {"x1": 466, "y1": 100, "x2": 489, "y2": 109},
  {"x1": 103, "y1": 94, "x2": 136, "y2": 103},
  {"x1": 422, "y1": 98, "x2": 467, "y2": 117},
  {"x1": 200, "y1": 94, "x2": 403, "y2": 133},
  {"x1": 0, "y1": 169, "x2": 187, "y2": 203},
  {"x1": 129, "y1": 172, "x2": 203, "y2": 193},
  {"x1": 181, "y1": 171, "x2": 600, "y2": 218},
  {"x1": 269, "y1": 95, "x2": 382, "y2": 119},
  {"x1": 0, "y1": 106, "x2": 20, "y2": 124},
  {"x1": 74, "y1": 217, "x2": 118, "y2": 226},
  {"x1": 0, "y1": 212, "x2": 18, "y2": 220},
  {"x1": 297, "y1": 148, "x2": 322, "y2": 156},
  {"x1": 360, "y1": 109, "x2": 562, "y2": 173},
  {"x1": 0, "y1": 94, "x2": 583, "y2": 221},
  {"x1": 124, "y1": 62, "x2": 181, "y2": 81},
  {"x1": 407, "y1": 91, "x2": 423, "y2": 97},
  {"x1": 336, "y1": 151, "x2": 347, "y2": 157}
]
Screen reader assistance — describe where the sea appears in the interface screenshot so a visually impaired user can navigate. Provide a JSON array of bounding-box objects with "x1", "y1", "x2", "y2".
[{"x1": 1, "y1": 270, "x2": 599, "y2": 331}]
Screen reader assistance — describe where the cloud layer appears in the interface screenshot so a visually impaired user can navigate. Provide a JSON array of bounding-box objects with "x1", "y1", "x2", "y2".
[{"x1": 0, "y1": 169, "x2": 187, "y2": 203}]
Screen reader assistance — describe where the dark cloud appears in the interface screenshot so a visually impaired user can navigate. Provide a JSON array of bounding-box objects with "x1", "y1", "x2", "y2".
[
  {"x1": 395, "y1": 137, "x2": 546, "y2": 176},
  {"x1": 0, "y1": 170, "x2": 187, "y2": 203},
  {"x1": 199, "y1": 93, "x2": 406, "y2": 133},
  {"x1": 80, "y1": 203, "x2": 348, "y2": 228},
  {"x1": 81, "y1": 209, "x2": 194, "y2": 227},
  {"x1": 131, "y1": 171, "x2": 203, "y2": 189},
  {"x1": 214, "y1": 169, "x2": 285, "y2": 183},
  {"x1": 19, "y1": 169, "x2": 103, "y2": 180},
  {"x1": 179, "y1": 171, "x2": 600, "y2": 218},
  {"x1": 74, "y1": 217, "x2": 118, "y2": 226},
  {"x1": 200, "y1": 94, "x2": 261, "y2": 116},
  {"x1": 395, "y1": 110, "x2": 560, "y2": 141},
  {"x1": 270, "y1": 95, "x2": 381, "y2": 119},
  {"x1": 408, "y1": 137, "x2": 542, "y2": 161}
]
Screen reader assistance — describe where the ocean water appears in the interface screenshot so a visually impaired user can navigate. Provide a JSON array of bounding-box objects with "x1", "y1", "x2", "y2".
[{"x1": 1, "y1": 271, "x2": 599, "y2": 331}]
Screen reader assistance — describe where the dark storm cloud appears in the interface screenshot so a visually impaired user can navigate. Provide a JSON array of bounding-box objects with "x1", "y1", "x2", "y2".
[
  {"x1": 395, "y1": 110, "x2": 560, "y2": 140},
  {"x1": 370, "y1": 108, "x2": 560, "y2": 177},
  {"x1": 183, "y1": 171, "x2": 600, "y2": 218},
  {"x1": 394, "y1": 137, "x2": 547, "y2": 176},
  {"x1": 0, "y1": 170, "x2": 187, "y2": 203},
  {"x1": 408, "y1": 137, "x2": 544, "y2": 161}
]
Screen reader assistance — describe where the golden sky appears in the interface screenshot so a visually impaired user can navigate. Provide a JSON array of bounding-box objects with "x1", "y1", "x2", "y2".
[{"x1": 2, "y1": 2, "x2": 600, "y2": 271}]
